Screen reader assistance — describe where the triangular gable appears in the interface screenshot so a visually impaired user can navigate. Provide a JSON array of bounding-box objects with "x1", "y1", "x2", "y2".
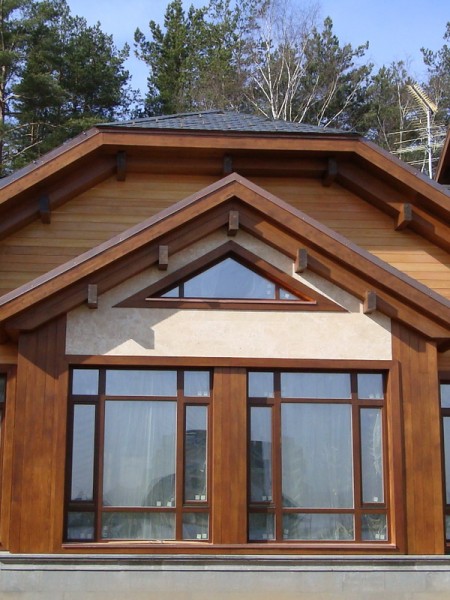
[
  {"x1": 116, "y1": 241, "x2": 344, "y2": 312},
  {"x1": 1, "y1": 174, "x2": 449, "y2": 344}
]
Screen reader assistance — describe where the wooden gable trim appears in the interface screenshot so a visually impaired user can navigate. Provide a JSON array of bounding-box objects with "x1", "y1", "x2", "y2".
[
  {"x1": 0, "y1": 174, "x2": 449, "y2": 342},
  {"x1": 116, "y1": 240, "x2": 345, "y2": 312}
]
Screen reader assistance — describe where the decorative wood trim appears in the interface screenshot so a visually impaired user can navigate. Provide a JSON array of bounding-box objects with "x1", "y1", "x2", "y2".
[
  {"x1": 363, "y1": 291, "x2": 378, "y2": 314},
  {"x1": 395, "y1": 203, "x2": 413, "y2": 231},
  {"x1": 116, "y1": 151, "x2": 127, "y2": 181},
  {"x1": 38, "y1": 195, "x2": 51, "y2": 224},
  {"x1": 223, "y1": 154, "x2": 233, "y2": 175},
  {"x1": 87, "y1": 284, "x2": 98, "y2": 309},
  {"x1": 158, "y1": 245, "x2": 169, "y2": 270},
  {"x1": 227, "y1": 210, "x2": 239, "y2": 236},
  {"x1": 294, "y1": 248, "x2": 308, "y2": 273},
  {"x1": 322, "y1": 157, "x2": 338, "y2": 187}
]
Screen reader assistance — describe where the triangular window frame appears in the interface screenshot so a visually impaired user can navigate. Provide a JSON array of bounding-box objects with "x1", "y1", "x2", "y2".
[{"x1": 116, "y1": 241, "x2": 345, "y2": 312}]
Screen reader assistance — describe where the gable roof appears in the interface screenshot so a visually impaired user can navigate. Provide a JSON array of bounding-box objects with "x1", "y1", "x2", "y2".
[{"x1": 1, "y1": 173, "x2": 449, "y2": 345}]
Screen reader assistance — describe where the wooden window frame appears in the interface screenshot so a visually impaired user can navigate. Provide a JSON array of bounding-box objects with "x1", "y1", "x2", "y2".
[{"x1": 0, "y1": 365, "x2": 15, "y2": 550}]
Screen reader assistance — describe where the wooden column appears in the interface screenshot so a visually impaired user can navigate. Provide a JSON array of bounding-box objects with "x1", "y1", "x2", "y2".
[
  {"x1": 9, "y1": 316, "x2": 68, "y2": 553},
  {"x1": 392, "y1": 321, "x2": 444, "y2": 554},
  {"x1": 211, "y1": 367, "x2": 247, "y2": 544}
]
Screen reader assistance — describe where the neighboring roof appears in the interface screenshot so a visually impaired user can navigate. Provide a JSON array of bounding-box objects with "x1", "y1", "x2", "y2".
[{"x1": 99, "y1": 110, "x2": 353, "y2": 135}]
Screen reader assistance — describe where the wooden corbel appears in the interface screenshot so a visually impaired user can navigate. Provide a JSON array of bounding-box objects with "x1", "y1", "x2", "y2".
[
  {"x1": 87, "y1": 284, "x2": 98, "y2": 309},
  {"x1": 38, "y1": 195, "x2": 51, "y2": 224},
  {"x1": 116, "y1": 151, "x2": 127, "y2": 181},
  {"x1": 322, "y1": 158, "x2": 338, "y2": 187},
  {"x1": 294, "y1": 248, "x2": 308, "y2": 273},
  {"x1": 158, "y1": 245, "x2": 169, "y2": 270},
  {"x1": 228, "y1": 211, "x2": 239, "y2": 236},
  {"x1": 363, "y1": 291, "x2": 378, "y2": 314},
  {"x1": 395, "y1": 203, "x2": 413, "y2": 231}
]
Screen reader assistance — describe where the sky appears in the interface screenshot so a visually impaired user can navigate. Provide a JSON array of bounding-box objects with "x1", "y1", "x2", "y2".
[{"x1": 65, "y1": 0, "x2": 449, "y2": 95}]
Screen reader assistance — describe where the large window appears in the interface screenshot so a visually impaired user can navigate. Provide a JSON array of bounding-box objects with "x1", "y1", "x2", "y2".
[
  {"x1": 248, "y1": 371, "x2": 387, "y2": 542},
  {"x1": 65, "y1": 368, "x2": 211, "y2": 542},
  {"x1": 440, "y1": 381, "x2": 450, "y2": 543}
]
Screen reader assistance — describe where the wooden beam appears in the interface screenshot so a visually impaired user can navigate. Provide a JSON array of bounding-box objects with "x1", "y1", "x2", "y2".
[
  {"x1": 228, "y1": 210, "x2": 239, "y2": 236},
  {"x1": 223, "y1": 154, "x2": 233, "y2": 175},
  {"x1": 363, "y1": 290, "x2": 378, "y2": 314},
  {"x1": 158, "y1": 245, "x2": 169, "y2": 270},
  {"x1": 294, "y1": 248, "x2": 308, "y2": 273},
  {"x1": 116, "y1": 151, "x2": 127, "y2": 181},
  {"x1": 322, "y1": 158, "x2": 338, "y2": 187},
  {"x1": 38, "y1": 195, "x2": 51, "y2": 224},
  {"x1": 395, "y1": 203, "x2": 413, "y2": 231},
  {"x1": 87, "y1": 284, "x2": 98, "y2": 309}
]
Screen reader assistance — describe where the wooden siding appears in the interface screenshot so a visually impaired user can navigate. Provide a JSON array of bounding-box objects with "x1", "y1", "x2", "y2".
[
  {"x1": 392, "y1": 322, "x2": 444, "y2": 554},
  {"x1": 0, "y1": 174, "x2": 449, "y2": 301},
  {"x1": 9, "y1": 316, "x2": 68, "y2": 553}
]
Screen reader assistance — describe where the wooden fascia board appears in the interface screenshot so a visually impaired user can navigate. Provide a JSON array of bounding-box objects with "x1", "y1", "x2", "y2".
[
  {"x1": 0, "y1": 173, "x2": 449, "y2": 341},
  {"x1": 435, "y1": 128, "x2": 450, "y2": 184}
]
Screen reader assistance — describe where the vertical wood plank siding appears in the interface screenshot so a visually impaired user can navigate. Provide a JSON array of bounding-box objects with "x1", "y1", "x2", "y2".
[
  {"x1": 9, "y1": 316, "x2": 67, "y2": 553},
  {"x1": 392, "y1": 321, "x2": 444, "y2": 553}
]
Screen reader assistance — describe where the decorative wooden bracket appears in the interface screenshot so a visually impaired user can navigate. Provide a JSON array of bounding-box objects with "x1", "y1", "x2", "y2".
[
  {"x1": 223, "y1": 154, "x2": 233, "y2": 175},
  {"x1": 228, "y1": 211, "x2": 239, "y2": 236},
  {"x1": 158, "y1": 245, "x2": 169, "y2": 270},
  {"x1": 363, "y1": 291, "x2": 378, "y2": 314},
  {"x1": 38, "y1": 195, "x2": 51, "y2": 224},
  {"x1": 322, "y1": 158, "x2": 338, "y2": 187},
  {"x1": 294, "y1": 248, "x2": 308, "y2": 273},
  {"x1": 116, "y1": 151, "x2": 127, "y2": 181},
  {"x1": 395, "y1": 203, "x2": 413, "y2": 230},
  {"x1": 87, "y1": 284, "x2": 98, "y2": 309}
]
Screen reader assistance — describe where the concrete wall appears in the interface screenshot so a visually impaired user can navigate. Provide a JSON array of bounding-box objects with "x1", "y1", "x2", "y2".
[{"x1": 2, "y1": 555, "x2": 450, "y2": 600}]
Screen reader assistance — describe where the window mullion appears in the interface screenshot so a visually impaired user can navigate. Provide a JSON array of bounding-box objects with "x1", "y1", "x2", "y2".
[
  {"x1": 175, "y1": 371, "x2": 184, "y2": 541},
  {"x1": 95, "y1": 371, "x2": 106, "y2": 542},
  {"x1": 273, "y1": 373, "x2": 283, "y2": 542}
]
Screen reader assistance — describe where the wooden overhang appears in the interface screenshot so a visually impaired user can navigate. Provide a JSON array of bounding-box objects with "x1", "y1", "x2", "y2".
[
  {"x1": 0, "y1": 173, "x2": 449, "y2": 347},
  {"x1": 0, "y1": 123, "x2": 450, "y2": 253}
]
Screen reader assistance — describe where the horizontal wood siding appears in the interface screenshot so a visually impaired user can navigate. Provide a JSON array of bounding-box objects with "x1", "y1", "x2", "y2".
[
  {"x1": 392, "y1": 321, "x2": 444, "y2": 553},
  {"x1": 9, "y1": 316, "x2": 68, "y2": 553}
]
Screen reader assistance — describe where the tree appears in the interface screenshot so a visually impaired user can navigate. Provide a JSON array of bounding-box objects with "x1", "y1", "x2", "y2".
[{"x1": 421, "y1": 22, "x2": 450, "y2": 126}]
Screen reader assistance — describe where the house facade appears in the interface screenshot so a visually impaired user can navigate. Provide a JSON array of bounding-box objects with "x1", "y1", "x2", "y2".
[{"x1": 0, "y1": 111, "x2": 450, "y2": 598}]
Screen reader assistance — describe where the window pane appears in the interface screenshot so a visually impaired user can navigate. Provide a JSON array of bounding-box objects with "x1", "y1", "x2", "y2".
[
  {"x1": 70, "y1": 405, "x2": 95, "y2": 502},
  {"x1": 105, "y1": 370, "x2": 177, "y2": 396},
  {"x1": 184, "y1": 258, "x2": 276, "y2": 299},
  {"x1": 441, "y1": 384, "x2": 450, "y2": 408},
  {"x1": 185, "y1": 406, "x2": 208, "y2": 502},
  {"x1": 282, "y1": 403, "x2": 353, "y2": 508},
  {"x1": 161, "y1": 286, "x2": 179, "y2": 298},
  {"x1": 66, "y1": 512, "x2": 95, "y2": 541},
  {"x1": 283, "y1": 513, "x2": 354, "y2": 540},
  {"x1": 281, "y1": 373, "x2": 351, "y2": 399},
  {"x1": 248, "y1": 372, "x2": 274, "y2": 398},
  {"x1": 443, "y1": 417, "x2": 450, "y2": 504},
  {"x1": 279, "y1": 288, "x2": 297, "y2": 300},
  {"x1": 361, "y1": 514, "x2": 387, "y2": 541},
  {"x1": 72, "y1": 369, "x2": 99, "y2": 395},
  {"x1": 184, "y1": 371, "x2": 210, "y2": 397},
  {"x1": 446, "y1": 516, "x2": 450, "y2": 541},
  {"x1": 182, "y1": 513, "x2": 209, "y2": 540},
  {"x1": 250, "y1": 407, "x2": 272, "y2": 502},
  {"x1": 103, "y1": 401, "x2": 176, "y2": 507},
  {"x1": 357, "y1": 374, "x2": 384, "y2": 399},
  {"x1": 249, "y1": 513, "x2": 275, "y2": 541},
  {"x1": 102, "y1": 512, "x2": 175, "y2": 540},
  {"x1": 0, "y1": 375, "x2": 5, "y2": 403},
  {"x1": 360, "y1": 408, "x2": 384, "y2": 504}
]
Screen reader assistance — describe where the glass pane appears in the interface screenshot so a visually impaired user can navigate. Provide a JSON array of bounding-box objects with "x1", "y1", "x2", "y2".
[
  {"x1": 282, "y1": 403, "x2": 353, "y2": 508},
  {"x1": 250, "y1": 407, "x2": 272, "y2": 502},
  {"x1": 71, "y1": 405, "x2": 96, "y2": 502},
  {"x1": 361, "y1": 514, "x2": 387, "y2": 541},
  {"x1": 105, "y1": 370, "x2": 177, "y2": 396},
  {"x1": 161, "y1": 286, "x2": 179, "y2": 298},
  {"x1": 281, "y1": 373, "x2": 351, "y2": 399},
  {"x1": 184, "y1": 258, "x2": 276, "y2": 299},
  {"x1": 446, "y1": 515, "x2": 450, "y2": 541},
  {"x1": 441, "y1": 384, "x2": 450, "y2": 408},
  {"x1": 357, "y1": 374, "x2": 384, "y2": 399},
  {"x1": 360, "y1": 408, "x2": 384, "y2": 504},
  {"x1": 102, "y1": 512, "x2": 175, "y2": 540},
  {"x1": 283, "y1": 513, "x2": 354, "y2": 540},
  {"x1": 248, "y1": 372, "x2": 274, "y2": 398},
  {"x1": 72, "y1": 369, "x2": 99, "y2": 395},
  {"x1": 103, "y1": 401, "x2": 176, "y2": 507},
  {"x1": 0, "y1": 375, "x2": 5, "y2": 403},
  {"x1": 66, "y1": 512, "x2": 95, "y2": 541},
  {"x1": 248, "y1": 513, "x2": 275, "y2": 541},
  {"x1": 184, "y1": 371, "x2": 210, "y2": 397},
  {"x1": 443, "y1": 417, "x2": 450, "y2": 504},
  {"x1": 279, "y1": 288, "x2": 298, "y2": 300},
  {"x1": 182, "y1": 513, "x2": 209, "y2": 540},
  {"x1": 185, "y1": 406, "x2": 208, "y2": 502}
]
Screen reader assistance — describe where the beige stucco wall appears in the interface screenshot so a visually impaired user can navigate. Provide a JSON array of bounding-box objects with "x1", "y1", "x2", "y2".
[{"x1": 66, "y1": 231, "x2": 392, "y2": 360}]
